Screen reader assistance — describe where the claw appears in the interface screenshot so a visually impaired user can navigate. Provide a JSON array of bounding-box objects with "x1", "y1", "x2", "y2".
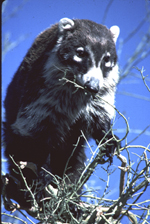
[{"x1": 17, "y1": 161, "x2": 38, "y2": 176}]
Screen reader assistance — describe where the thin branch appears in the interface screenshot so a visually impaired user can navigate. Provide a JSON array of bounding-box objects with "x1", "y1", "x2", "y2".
[
  {"x1": 101, "y1": 0, "x2": 114, "y2": 24},
  {"x1": 117, "y1": 154, "x2": 128, "y2": 196},
  {"x1": 135, "y1": 66, "x2": 150, "y2": 92},
  {"x1": 1, "y1": 213, "x2": 27, "y2": 224}
]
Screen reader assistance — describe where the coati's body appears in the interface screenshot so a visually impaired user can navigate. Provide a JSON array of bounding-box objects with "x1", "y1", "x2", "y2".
[{"x1": 3, "y1": 18, "x2": 120, "y2": 210}]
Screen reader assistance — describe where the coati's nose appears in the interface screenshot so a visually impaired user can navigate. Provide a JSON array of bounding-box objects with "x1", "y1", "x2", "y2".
[{"x1": 84, "y1": 77, "x2": 99, "y2": 93}]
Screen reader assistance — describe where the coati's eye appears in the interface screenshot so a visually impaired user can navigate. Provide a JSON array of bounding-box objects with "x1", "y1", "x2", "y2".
[
  {"x1": 73, "y1": 47, "x2": 85, "y2": 62},
  {"x1": 103, "y1": 55, "x2": 111, "y2": 67},
  {"x1": 76, "y1": 47, "x2": 85, "y2": 58}
]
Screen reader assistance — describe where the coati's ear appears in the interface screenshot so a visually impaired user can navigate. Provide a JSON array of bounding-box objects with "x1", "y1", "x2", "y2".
[
  {"x1": 110, "y1": 25, "x2": 120, "y2": 43},
  {"x1": 59, "y1": 18, "x2": 75, "y2": 32}
]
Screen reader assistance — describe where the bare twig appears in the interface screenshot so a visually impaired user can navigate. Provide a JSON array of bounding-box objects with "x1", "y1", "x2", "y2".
[
  {"x1": 135, "y1": 66, "x2": 150, "y2": 92},
  {"x1": 117, "y1": 154, "x2": 128, "y2": 196}
]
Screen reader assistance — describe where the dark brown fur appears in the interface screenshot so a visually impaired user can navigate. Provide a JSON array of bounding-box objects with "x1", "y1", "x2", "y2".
[{"x1": 3, "y1": 18, "x2": 119, "y2": 210}]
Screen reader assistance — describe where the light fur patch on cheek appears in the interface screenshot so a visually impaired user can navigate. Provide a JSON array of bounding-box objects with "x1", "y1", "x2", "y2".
[
  {"x1": 102, "y1": 93, "x2": 115, "y2": 119},
  {"x1": 73, "y1": 55, "x2": 82, "y2": 62},
  {"x1": 105, "y1": 61, "x2": 111, "y2": 67}
]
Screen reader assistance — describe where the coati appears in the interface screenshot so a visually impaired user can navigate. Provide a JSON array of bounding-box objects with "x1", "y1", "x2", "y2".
[{"x1": 3, "y1": 18, "x2": 120, "y2": 213}]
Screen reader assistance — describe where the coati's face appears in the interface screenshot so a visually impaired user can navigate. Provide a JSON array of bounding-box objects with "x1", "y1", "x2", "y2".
[{"x1": 54, "y1": 18, "x2": 120, "y2": 94}]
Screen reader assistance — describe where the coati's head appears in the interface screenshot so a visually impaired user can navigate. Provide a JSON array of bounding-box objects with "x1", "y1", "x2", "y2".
[
  {"x1": 43, "y1": 18, "x2": 120, "y2": 96},
  {"x1": 54, "y1": 18, "x2": 119, "y2": 93}
]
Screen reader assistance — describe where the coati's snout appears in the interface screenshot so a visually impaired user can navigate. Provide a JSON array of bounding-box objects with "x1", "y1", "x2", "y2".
[
  {"x1": 84, "y1": 77, "x2": 99, "y2": 93},
  {"x1": 77, "y1": 66, "x2": 103, "y2": 94}
]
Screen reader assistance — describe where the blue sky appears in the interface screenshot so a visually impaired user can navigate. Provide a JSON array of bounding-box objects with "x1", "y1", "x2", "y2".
[{"x1": 2, "y1": 0, "x2": 150, "y2": 223}]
